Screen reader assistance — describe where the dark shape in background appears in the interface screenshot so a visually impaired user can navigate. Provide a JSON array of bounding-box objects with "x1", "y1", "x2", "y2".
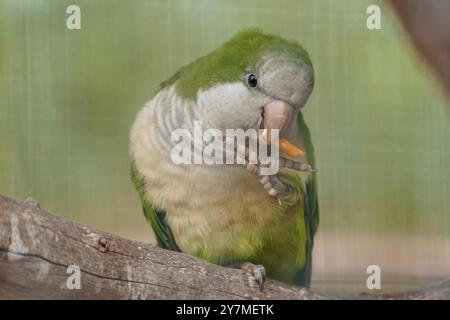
[{"x1": 387, "y1": 0, "x2": 450, "y2": 103}]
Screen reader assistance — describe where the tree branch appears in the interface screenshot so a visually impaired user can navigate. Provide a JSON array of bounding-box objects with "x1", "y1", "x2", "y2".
[
  {"x1": 0, "y1": 193, "x2": 326, "y2": 299},
  {"x1": 0, "y1": 193, "x2": 449, "y2": 299}
]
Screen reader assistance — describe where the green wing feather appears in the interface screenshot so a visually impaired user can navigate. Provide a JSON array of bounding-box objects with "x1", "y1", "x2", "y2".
[
  {"x1": 298, "y1": 111, "x2": 319, "y2": 236},
  {"x1": 294, "y1": 111, "x2": 319, "y2": 287},
  {"x1": 131, "y1": 162, "x2": 181, "y2": 252}
]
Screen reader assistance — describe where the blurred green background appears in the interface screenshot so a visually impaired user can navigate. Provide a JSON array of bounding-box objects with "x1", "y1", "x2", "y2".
[{"x1": 1, "y1": 0, "x2": 449, "y2": 296}]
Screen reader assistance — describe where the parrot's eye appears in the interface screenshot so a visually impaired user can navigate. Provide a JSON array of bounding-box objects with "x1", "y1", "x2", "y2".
[{"x1": 247, "y1": 74, "x2": 258, "y2": 88}]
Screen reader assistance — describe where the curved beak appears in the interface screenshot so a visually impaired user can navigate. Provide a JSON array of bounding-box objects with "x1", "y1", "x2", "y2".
[{"x1": 260, "y1": 100, "x2": 305, "y2": 157}]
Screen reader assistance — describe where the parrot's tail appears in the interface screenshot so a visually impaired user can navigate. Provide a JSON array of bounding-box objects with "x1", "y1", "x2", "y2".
[{"x1": 293, "y1": 248, "x2": 312, "y2": 288}]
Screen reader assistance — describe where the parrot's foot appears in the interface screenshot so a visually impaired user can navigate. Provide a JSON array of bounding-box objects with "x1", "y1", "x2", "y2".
[
  {"x1": 227, "y1": 262, "x2": 266, "y2": 291},
  {"x1": 244, "y1": 156, "x2": 317, "y2": 198},
  {"x1": 243, "y1": 161, "x2": 288, "y2": 198},
  {"x1": 258, "y1": 174, "x2": 288, "y2": 197}
]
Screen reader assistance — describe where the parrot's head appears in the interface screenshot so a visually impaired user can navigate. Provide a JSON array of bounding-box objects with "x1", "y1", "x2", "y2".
[{"x1": 172, "y1": 29, "x2": 314, "y2": 157}]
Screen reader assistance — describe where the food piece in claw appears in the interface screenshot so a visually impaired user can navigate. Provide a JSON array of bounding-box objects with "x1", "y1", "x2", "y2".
[{"x1": 279, "y1": 138, "x2": 305, "y2": 158}]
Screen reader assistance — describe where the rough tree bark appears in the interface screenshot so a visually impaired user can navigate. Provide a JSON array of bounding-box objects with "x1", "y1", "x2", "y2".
[
  {"x1": 0, "y1": 193, "x2": 449, "y2": 300},
  {"x1": 0, "y1": 193, "x2": 327, "y2": 300}
]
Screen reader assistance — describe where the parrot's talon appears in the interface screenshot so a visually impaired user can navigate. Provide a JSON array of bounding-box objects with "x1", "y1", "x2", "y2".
[
  {"x1": 269, "y1": 175, "x2": 288, "y2": 195},
  {"x1": 255, "y1": 172, "x2": 292, "y2": 198},
  {"x1": 227, "y1": 262, "x2": 266, "y2": 291},
  {"x1": 253, "y1": 264, "x2": 266, "y2": 291},
  {"x1": 279, "y1": 156, "x2": 317, "y2": 173},
  {"x1": 268, "y1": 188, "x2": 277, "y2": 197}
]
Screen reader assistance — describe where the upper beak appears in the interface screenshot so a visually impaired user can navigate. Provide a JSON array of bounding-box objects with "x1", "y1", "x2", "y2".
[{"x1": 260, "y1": 100, "x2": 305, "y2": 157}]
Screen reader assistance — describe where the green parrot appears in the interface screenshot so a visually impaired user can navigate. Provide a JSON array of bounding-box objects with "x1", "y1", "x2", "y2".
[{"x1": 130, "y1": 29, "x2": 318, "y2": 289}]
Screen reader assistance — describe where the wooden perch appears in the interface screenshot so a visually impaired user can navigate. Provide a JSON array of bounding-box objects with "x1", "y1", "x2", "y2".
[
  {"x1": 0, "y1": 193, "x2": 449, "y2": 300},
  {"x1": 0, "y1": 193, "x2": 326, "y2": 300}
]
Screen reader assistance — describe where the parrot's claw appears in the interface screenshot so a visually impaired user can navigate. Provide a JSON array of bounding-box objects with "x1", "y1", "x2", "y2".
[
  {"x1": 279, "y1": 157, "x2": 317, "y2": 173},
  {"x1": 243, "y1": 163, "x2": 290, "y2": 198},
  {"x1": 227, "y1": 262, "x2": 266, "y2": 291},
  {"x1": 242, "y1": 150, "x2": 317, "y2": 198},
  {"x1": 253, "y1": 264, "x2": 266, "y2": 291},
  {"x1": 258, "y1": 174, "x2": 289, "y2": 198}
]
